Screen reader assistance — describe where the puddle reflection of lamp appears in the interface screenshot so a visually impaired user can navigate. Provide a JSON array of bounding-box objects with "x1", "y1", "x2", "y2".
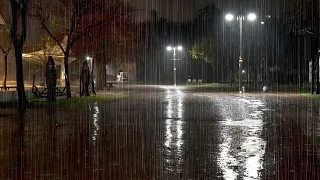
[{"x1": 164, "y1": 89, "x2": 185, "y2": 172}]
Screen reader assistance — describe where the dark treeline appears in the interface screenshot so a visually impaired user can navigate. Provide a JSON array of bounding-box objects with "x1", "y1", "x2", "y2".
[{"x1": 136, "y1": 0, "x2": 320, "y2": 88}]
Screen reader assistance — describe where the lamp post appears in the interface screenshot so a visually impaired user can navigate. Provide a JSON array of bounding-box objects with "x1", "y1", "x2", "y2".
[
  {"x1": 225, "y1": 13, "x2": 256, "y2": 93},
  {"x1": 86, "y1": 56, "x2": 96, "y2": 93},
  {"x1": 167, "y1": 46, "x2": 182, "y2": 86}
]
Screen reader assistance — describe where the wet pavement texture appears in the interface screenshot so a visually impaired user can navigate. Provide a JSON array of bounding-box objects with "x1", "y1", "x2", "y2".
[{"x1": 1, "y1": 85, "x2": 320, "y2": 179}]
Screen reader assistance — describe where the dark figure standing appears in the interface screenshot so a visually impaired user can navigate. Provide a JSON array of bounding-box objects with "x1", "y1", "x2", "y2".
[
  {"x1": 46, "y1": 56, "x2": 57, "y2": 102},
  {"x1": 81, "y1": 61, "x2": 90, "y2": 96}
]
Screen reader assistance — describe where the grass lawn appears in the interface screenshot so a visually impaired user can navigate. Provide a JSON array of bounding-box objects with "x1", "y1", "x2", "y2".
[
  {"x1": 299, "y1": 93, "x2": 320, "y2": 97},
  {"x1": 29, "y1": 93, "x2": 129, "y2": 108},
  {"x1": 201, "y1": 83, "x2": 230, "y2": 88}
]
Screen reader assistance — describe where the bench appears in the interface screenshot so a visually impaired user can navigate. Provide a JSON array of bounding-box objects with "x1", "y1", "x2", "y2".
[{"x1": 0, "y1": 86, "x2": 17, "y2": 91}]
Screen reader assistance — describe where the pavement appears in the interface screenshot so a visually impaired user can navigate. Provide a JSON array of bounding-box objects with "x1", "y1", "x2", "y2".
[{"x1": 1, "y1": 85, "x2": 320, "y2": 179}]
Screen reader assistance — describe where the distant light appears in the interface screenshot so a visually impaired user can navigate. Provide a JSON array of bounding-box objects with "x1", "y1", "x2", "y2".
[
  {"x1": 86, "y1": 56, "x2": 92, "y2": 60},
  {"x1": 177, "y1": 46, "x2": 182, "y2": 51},
  {"x1": 167, "y1": 46, "x2": 172, "y2": 51},
  {"x1": 267, "y1": 15, "x2": 271, "y2": 18},
  {"x1": 242, "y1": 70, "x2": 246, "y2": 73},
  {"x1": 247, "y1": 13, "x2": 257, "y2": 21},
  {"x1": 225, "y1": 14, "x2": 234, "y2": 21},
  {"x1": 261, "y1": 21, "x2": 265, "y2": 25}
]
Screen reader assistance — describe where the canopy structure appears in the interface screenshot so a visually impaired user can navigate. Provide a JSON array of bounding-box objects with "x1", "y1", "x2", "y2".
[
  {"x1": 22, "y1": 36, "x2": 76, "y2": 79},
  {"x1": 0, "y1": 14, "x2": 5, "y2": 25},
  {"x1": 22, "y1": 36, "x2": 76, "y2": 66}
]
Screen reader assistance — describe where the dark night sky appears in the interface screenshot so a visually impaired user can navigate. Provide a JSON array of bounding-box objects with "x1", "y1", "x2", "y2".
[
  {"x1": 134, "y1": 0, "x2": 280, "y2": 22},
  {"x1": 134, "y1": 0, "x2": 216, "y2": 22}
]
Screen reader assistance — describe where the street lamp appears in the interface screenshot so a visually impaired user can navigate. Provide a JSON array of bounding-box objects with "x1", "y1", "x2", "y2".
[
  {"x1": 247, "y1": 13, "x2": 257, "y2": 21},
  {"x1": 225, "y1": 14, "x2": 234, "y2": 21},
  {"x1": 86, "y1": 56, "x2": 93, "y2": 69},
  {"x1": 225, "y1": 12, "x2": 257, "y2": 93},
  {"x1": 167, "y1": 45, "x2": 182, "y2": 86}
]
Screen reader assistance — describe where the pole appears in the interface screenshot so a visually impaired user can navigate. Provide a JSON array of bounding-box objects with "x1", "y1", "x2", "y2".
[
  {"x1": 173, "y1": 48, "x2": 176, "y2": 86},
  {"x1": 239, "y1": 16, "x2": 243, "y2": 93}
]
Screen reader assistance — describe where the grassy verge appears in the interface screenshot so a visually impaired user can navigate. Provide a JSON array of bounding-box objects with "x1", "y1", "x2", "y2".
[
  {"x1": 29, "y1": 93, "x2": 129, "y2": 108},
  {"x1": 201, "y1": 83, "x2": 230, "y2": 88},
  {"x1": 185, "y1": 82, "x2": 204, "y2": 85},
  {"x1": 184, "y1": 82, "x2": 230, "y2": 87},
  {"x1": 299, "y1": 93, "x2": 320, "y2": 97}
]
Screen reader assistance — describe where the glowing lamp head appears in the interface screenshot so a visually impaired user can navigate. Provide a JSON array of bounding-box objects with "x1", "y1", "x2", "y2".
[
  {"x1": 247, "y1": 13, "x2": 257, "y2": 21},
  {"x1": 225, "y1": 14, "x2": 234, "y2": 21}
]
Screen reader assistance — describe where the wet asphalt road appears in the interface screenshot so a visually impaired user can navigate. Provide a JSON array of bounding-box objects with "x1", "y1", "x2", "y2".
[{"x1": 1, "y1": 85, "x2": 320, "y2": 179}]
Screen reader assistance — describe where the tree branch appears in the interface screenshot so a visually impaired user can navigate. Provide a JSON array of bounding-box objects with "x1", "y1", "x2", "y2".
[
  {"x1": 41, "y1": 23, "x2": 66, "y2": 54},
  {"x1": 57, "y1": 0, "x2": 73, "y2": 12},
  {"x1": 20, "y1": 0, "x2": 28, "y2": 47},
  {"x1": 0, "y1": 39, "x2": 12, "y2": 55},
  {"x1": 0, "y1": 45, "x2": 5, "y2": 54},
  {"x1": 10, "y1": 0, "x2": 18, "y2": 44},
  {"x1": 67, "y1": 13, "x2": 77, "y2": 51}
]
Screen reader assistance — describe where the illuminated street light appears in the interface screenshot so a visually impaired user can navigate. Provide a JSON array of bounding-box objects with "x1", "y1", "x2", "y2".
[
  {"x1": 225, "y1": 14, "x2": 234, "y2": 21},
  {"x1": 247, "y1": 13, "x2": 257, "y2": 21},
  {"x1": 225, "y1": 13, "x2": 257, "y2": 93},
  {"x1": 261, "y1": 21, "x2": 265, "y2": 25},
  {"x1": 166, "y1": 45, "x2": 183, "y2": 86}
]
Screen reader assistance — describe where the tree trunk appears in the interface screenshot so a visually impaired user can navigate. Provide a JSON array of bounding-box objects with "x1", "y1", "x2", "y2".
[
  {"x1": 311, "y1": 38, "x2": 317, "y2": 94},
  {"x1": 315, "y1": 47, "x2": 320, "y2": 94},
  {"x1": 312, "y1": 53, "x2": 315, "y2": 94},
  {"x1": 317, "y1": 53, "x2": 320, "y2": 94},
  {"x1": 314, "y1": 0, "x2": 320, "y2": 94},
  {"x1": 10, "y1": 0, "x2": 29, "y2": 110},
  {"x1": 91, "y1": 57, "x2": 96, "y2": 94},
  {"x1": 63, "y1": 51, "x2": 72, "y2": 98},
  {"x1": 95, "y1": 60, "x2": 106, "y2": 90},
  {"x1": 2, "y1": 54, "x2": 7, "y2": 89},
  {"x1": 14, "y1": 45, "x2": 28, "y2": 108}
]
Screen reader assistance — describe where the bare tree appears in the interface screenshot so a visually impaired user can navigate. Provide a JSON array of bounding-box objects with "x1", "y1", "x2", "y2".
[
  {"x1": 0, "y1": 4, "x2": 12, "y2": 90},
  {"x1": 10, "y1": 0, "x2": 29, "y2": 110},
  {"x1": 75, "y1": 23, "x2": 137, "y2": 90},
  {"x1": 30, "y1": 0, "x2": 134, "y2": 98}
]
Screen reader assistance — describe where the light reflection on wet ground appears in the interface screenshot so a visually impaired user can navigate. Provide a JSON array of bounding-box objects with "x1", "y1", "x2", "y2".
[
  {"x1": 213, "y1": 96, "x2": 267, "y2": 180},
  {"x1": 0, "y1": 86, "x2": 320, "y2": 179},
  {"x1": 163, "y1": 87, "x2": 185, "y2": 176}
]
